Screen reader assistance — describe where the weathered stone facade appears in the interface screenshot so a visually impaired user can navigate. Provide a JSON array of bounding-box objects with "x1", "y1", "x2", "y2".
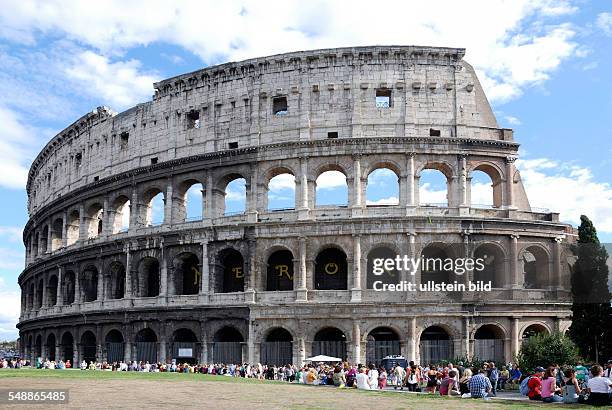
[{"x1": 18, "y1": 46, "x2": 572, "y2": 367}]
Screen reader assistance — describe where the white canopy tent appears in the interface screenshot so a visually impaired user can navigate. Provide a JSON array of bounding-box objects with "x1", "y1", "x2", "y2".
[{"x1": 305, "y1": 355, "x2": 342, "y2": 362}]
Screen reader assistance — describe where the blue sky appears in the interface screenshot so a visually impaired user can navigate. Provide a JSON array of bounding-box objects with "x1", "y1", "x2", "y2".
[{"x1": 1, "y1": 0, "x2": 612, "y2": 340}]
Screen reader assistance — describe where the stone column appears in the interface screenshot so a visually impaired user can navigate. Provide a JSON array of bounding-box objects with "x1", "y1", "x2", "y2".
[
  {"x1": 296, "y1": 237, "x2": 308, "y2": 301},
  {"x1": 246, "y1": 167, "x2": 258, "y2": 223},
  {"x1": 200, "y1": 325, "x2": 209, "y2": 365},
  {"x1": 56, "y1": 266, "x2": 63, "y2": 305},
  {"x1": 61, "y1": 211, "x2": 68, "y2": 248},
  {"x1": 408, "y1": 317, "x2": 417, "y2": 362},
  {"x1": 124, "y1": 340, "x2": 132, "y2": 364},
  {"x1": 352, "y1": 322, "x2": 361, "y2": 364},
  {"x1": 463, "y1": 316, "x2": 471, "y2": 359},
  {"x1": 125, "y1": 245, "x2": 132, "y2": 298},
  {"x1": 129, "y1": 186, "x2": 140, "y2": 228},
  {"x1": 159, "y1": 340, "x2": 167, "y2": 364},
  {"x1": 78, "y1": 203, "x2": 87, "y2": 240},
  {"x1": 164, "y1": 180, "x2": 173, "y2": 225},
  {"x1": 205, "y1": 174, "x2": 214, "y2": 219},
  {"x1": 72, "y1": 332, "x2": 79, "y2": 365},
  {"x1": 509, "y1": 234, "x2": 520, "y2": 288},
  {"x1": 160, "y1": 242, "x2": 168, "y2": 297},
  {"x1": 46, "y1": 222, "x2": 53, "y2": 253},
  {"x1": 505, "y1": 156, "x2": 516, "y2": 209},
  {"x1": 552, "y1": 237, "x2": 563, "y2": 290},
  {"x1": 97, "y1": 262, "x2": 104, "y2": 301},
  {"x1": 41, "y1": 275, "x2": 47, "y2": 308},
  {"x1": 199, "y1": 240, "x2": 209, "y2": 298},
  {"x1": 458, "y1": 154, "x2": 469, "y2": 212},
  {"x1": 406, "y1": 153, "x2": 416, "y2": 214},
  {"x1": 511, "y1": 317, "x2": 520, "y2": 359},
  {"x1": 102, "y1": 196, "x2": 110, "y2": 236},
  {"x1": 351, "y1": 155, "x2": 363, "y2": 217},
  {"x1": 247, "y1": 319, "x2": 255, "y2": 364},
  {"x1": 298, "y1": 337, "x2": 306, "y2": 366},
  {"x1": 351, "y1": 234, "x2": 362, "y2": 302},
  {"x1": 298, "y1": 157, "x2": 310, "y2": 220},
  {"x1": 462, "y1": 231, "x2": 471, "y2": 286}
]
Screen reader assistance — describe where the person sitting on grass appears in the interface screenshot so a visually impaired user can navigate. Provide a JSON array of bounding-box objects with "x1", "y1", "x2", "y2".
[
  {"x1": 562, "y1": 368, "x2": 582, "y2": 404},
  {"x1": 356, "y1": 367, "x2": 370, "y2": 389},
  {"x1": 586, "y1": 364, "x2": 612, "y2": 406},
  {"x1": 527, "y1": 367, "x2": 545, "y2": 401},
  {"x1": 541, "y1": 366, "x2": 563, "y2": 403},
  {"x1": 439, "y1": 370, "x2": 460, "y2": 396},
  {"x1": 468, "y1": 368, "x2": 492, "y2": 399}
]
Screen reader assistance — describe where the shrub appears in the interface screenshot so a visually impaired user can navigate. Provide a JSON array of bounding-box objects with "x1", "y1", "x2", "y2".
[{"x1": 516, "y1": 332, "x2": 580, "y2": 373}]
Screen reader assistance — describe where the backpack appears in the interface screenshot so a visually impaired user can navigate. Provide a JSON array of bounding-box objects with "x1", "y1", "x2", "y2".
[{"x1": 519, "y1": 376, "x2": 531, "y2": 396}]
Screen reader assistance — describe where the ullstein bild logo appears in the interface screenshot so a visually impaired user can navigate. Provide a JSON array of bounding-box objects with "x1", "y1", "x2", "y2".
[{"x1": 370, "y1": 254, "x2": 492, "y2": 292}]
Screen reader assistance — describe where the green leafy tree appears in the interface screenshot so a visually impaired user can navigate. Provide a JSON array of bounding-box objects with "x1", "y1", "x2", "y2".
[
  {"x1": 516, "y1": 332, "x2": 579, "y2": 373},
  {"x1": 567, "y1": 215, "x2": 612, "y2": 363}
]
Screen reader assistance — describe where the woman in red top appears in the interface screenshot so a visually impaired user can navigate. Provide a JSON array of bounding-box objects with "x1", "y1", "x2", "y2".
[{"x1": 527, "y1": 367, "x2": 545, "y2": 401}]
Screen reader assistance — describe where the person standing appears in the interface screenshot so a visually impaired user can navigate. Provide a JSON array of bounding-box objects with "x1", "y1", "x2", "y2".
[
  {"x1": 488, "y1": 363, "x2": 499, "y2": 396},
  {"x1": 367, "y1": 364, "x2": 379, "y2": 390},
  {"x1": 393, "y1": 364, "x2": 406, "y2": 390}
]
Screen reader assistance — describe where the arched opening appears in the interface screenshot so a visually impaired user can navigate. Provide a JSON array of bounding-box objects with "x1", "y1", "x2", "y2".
[
  {"x1": 66, "y1": 210, "x2": 80, "y2": 246},
  {"x1": 215, "y1": 249, "x2": 245, "y2": 293},
  {"x1": 267, "y1": 172, "x2": 296, "y2": 211},
  {"x1": 144, "y1": 190, "x2": 165, "y2": 227},
  {"x1": 27, "y1": 282, "x2": 34, "y2": 310},
  {"x1": 47, "y1": 275, "x2": 58, "y2": 306},
  {"x1": 213, "y1": 327, "x2": 243, "y2": 364},
  {"x1": 107, "y1": 262, "x2": 125, "y2": 300},
  {"x1": 261, "y1": 328, "x2": 293, "y2": 366},
  {"x1": 315, "y1": 170, "x2": 348, "y2": 207},
  {"x1": 63, "y1": 270, "x2": 75, "y2": 304},
  {"x1": 522, "y1": 246, "x2": 549, "y2": 289},
  {"x1": 367, "y1": 246, "x2": 400, "y2": 289},
  {"x1": 110, "y1": 196, "x2": 130, "y2": 233},
  {"x1": 522, "y1": 324, "x2": 548, "y2": 340},
  {"x1": 46, "y1": 333, "x2": 56, "y2": 361},
  {"x1": 136, "y1": 257, "x2": 160, "y2": 297},
  {"x1": 35, "y1": 335, "x2": 42, "y2": 359},
  {"x1": 184, "y1": 182, "x2": 204, "y2": 221},
  {"x1": 366, "y1": 168, "x2": 399, "y2": 206},
  {"x1": 418, "y1": 167, "x2": 449, "y2": 207},
  {"x1": 51, "y1": 218, "x2": 63, "y2": 251},
  {"x1": 80, "y1": 331, "x2": 97, "y2": 364},
  {"x1": 60, "y1": 332, "x2": 74, "y2": 362},
  {"x1": 40, "y1": 225, "x2": 49, "y2": 253},
  {"x1": 172, "y1": 328, "x2": 198, "y2": 364},
  {"x1": 80, "y1": 265, "x2": 98, "y2": 302},
  {"x1": 173, "y1": 253, "x2": 200, "y2": 295},
  {"x1": 421, "y1": 244, "x2": 453, "y2": 285},
  {"x1": 27, "y1": 335, "x2": 33, "y2": 360},
  {"x1": 32, "y1": 232, "x2": 39, "y2": 257},
  {"x1": 313, "y1": 327, "x2": 347, "y2": 360},
  {"x1": 366, "y1": 327, "x2": 401, "y2": 366},
  {"x1": 314, "y1": 247, "x2": 348, "y2": 290},
  {"x1": 474, "y1": 324, "x2": 505, "y2": 362},
  {"x1": 105, "y1": 329, "x2": 124, "y2": 364},
  {"x1": 224, "y1": 177, "x2": 246, "y2": 215},
  {"x1": 419, "y1": 326, "x2": 453, "y2": 364},
  {"x1": 86, "y1": 203, "x2": 104, "y2": 238},
  {"x1": 470, "y1": 165, "x2": 502, "y2": 208},
  {"x1": 135, "y1": 328, "x2": 157, "y2": 363},
  {"x1": 266, "y1": 249, "x2": 294, "y2": 291},
  {"x1": 35, "y1": 279, "x2": 43, "y2": 309},
  {"x1": 474, "y1": 244, "x2": 505, "y2": 288}
]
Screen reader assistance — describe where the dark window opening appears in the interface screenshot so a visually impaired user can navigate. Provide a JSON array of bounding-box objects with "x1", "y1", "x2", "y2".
[
  {"x1": 187, "y1": 110, "x2": 200, "y2": 129},
  {"x1": 273, "y1": 97, "x2": 288, "y2": 115},
  {"x1": 228, "y1": 142, "x2": 238, "y2": 149},
  {"x1": 376, "y1": 89, "x2": 391, "y2": 108},
  {"x1": 150, "y1": 157, "x2": 158, "y2": 165},
  {"x1": 120, "y1": 132, "x2": 129, "y2": 149},
  {"x1": 327, "y1": 132, "x2": 338, "y2": 139},
  {"x1": 93, "y1": 176, "x2": 99, "y2": 182},
  {"x1": 429, "y1": 128, "x2": 441, "y2": 137},
  {"x1": 75, "y1": 153, "x2": 82, "y2": 168}
]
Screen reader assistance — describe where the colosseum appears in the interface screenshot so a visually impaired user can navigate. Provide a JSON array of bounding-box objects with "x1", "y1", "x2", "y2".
[{"x1": 18, "y1": 45, "x2": 574, "y2": 368}]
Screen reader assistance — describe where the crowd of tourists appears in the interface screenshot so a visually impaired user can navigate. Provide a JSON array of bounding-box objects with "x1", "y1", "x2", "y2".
[{"x1": 2, "y1": 355, "x2": 610, "y2": 405}]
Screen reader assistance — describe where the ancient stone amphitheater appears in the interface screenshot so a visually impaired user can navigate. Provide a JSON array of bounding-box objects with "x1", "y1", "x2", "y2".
[{"x1": 18, "y1": 46, "x2": 573, "y2": 367}]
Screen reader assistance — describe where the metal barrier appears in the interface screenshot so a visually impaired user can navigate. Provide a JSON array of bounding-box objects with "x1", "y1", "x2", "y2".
[
  {"x1": 366, "y1": 340, "x2": 401, "y2": 366},
  {"x1": 312, "y1": 341, "x2": 347, "y2": 361},
  {"x1": 260, "y1": 341, "x2": 293, "y2": 366},
  {"x1": 419, "y1": 340, "x2": 453, "y2": 364}
]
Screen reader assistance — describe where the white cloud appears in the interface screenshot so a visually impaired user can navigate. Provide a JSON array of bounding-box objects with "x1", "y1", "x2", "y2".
[
  {"x1": 0, "y1": 0, "x2": 580, "y2": 106},
  {"x1": 0, "y1": 106, "x2": 40, "y2": 189},
  {"x1": 316, "y1": 171, "x2": 346, "y2": 190},
  {"x1": 419, "y1": 183, "x2": 448, "y2": 205},
  {"x1": 0, "y1": 277, "x2": 20, "y2": 341},
  {"x1": 582, "y1": 61, "x2": 598, "y2": 71},
  {"x1": 366, "y1": 196, "x2": 399, "y2": 206},
  {"x1": 504, "y1": 115, "x2": 522, "y2": 125},
  {"x1": 596, "y1": 12, "x2": 612, "y2": 36},
  {"x1": 0, "y1": 226, "x2": 23, "y2": 243},
  {"x1": 65, "y1": 51, "x2": 158, "y2": 109},
  {"x1": 517, "y1": 158, "x2": 612, "y2": 233},
  {"x1": 226, "y1": 179, "x2": 246, "y2": 201},
  {"x1": 269, "y1": 173, "x2": 295, "y2": 191}
]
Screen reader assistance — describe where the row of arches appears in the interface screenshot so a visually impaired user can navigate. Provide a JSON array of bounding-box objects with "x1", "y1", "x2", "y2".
[
  {"x1": 24, "y1": 323, "x2": 550, "y2": 366},
  {"x1": 26, "y1": 159, "x2": 508, "y2": 261},
  {"x1": 22, "y1": 240, "x2": 554, "y2": 312}
]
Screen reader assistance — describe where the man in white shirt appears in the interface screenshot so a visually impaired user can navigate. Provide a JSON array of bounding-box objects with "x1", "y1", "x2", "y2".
[
  {"x1": 586, "y1": 365, "x2": 612, "y2": 406},
  {"x1": 356, "y1": 367, "x2": 370, "y2": 389}
]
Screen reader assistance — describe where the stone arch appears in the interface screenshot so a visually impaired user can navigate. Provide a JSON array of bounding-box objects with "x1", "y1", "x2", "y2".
[
  {"x1": 366, "y1": 245, "x2": 400, "y2": 289},
  {"x1": 266, "y1": 248, "x2": 294, "y2": 291},
  {"x1": 419, "y1": 325, "x2": 454, "y2": 365},
  {"x1": 59, "y1": 331, "x2": 74, "y2": 362},
  {"x1": 417, "y1": 161, "x2": 454, "y2": 207},
  {"x1": 473, "y1": 323, "x2": 507, "y2": 363},
  {"x1": 172, "y1": 327, "x2": 199, "y2": 363},
  {"x1": 473, "y1": 241, "x2": 507, "y2": 288},
  {"x1": 136, "y1": 257, "x2": 160, "y2": 297},
  {"x1": 521, "y1": 244, "x2": 550, "y2": 289},
  {"x1": 63, "y1": 270, "x2": 76, "y2": 304},
  {"x1": 46, "y1": 332, "x2": 57, "y2": 361},
  {"x1": 35, "y1": 334, "x2": 43, "y2": 359},
  {"x1": 365, "y1": 326, "x2": 401, "y2": 366},
  {"x1": 51, "y1": 217, "x2": 63, "y2": 251},
  {"x1": 365, "y1": 165, "x2": 400, "y2": 206},
  {"x1": 314, "y1": 246, "x2": 348, "y2": 290},
  {"x1": 176, "y1": 178, "x2": 204, "y2": 222},
  {"x1": 314, "y1": 164, "x2": 349, "y2": 207},
  {"x1": 85, "y1": 202, "x2": 104, "y2": 238},
  {"x1": 264, "y1": 167, "x2": 296, "y2": 211},
  {"x1": 469, "y1": 162, "x2": 504, "y2": 208},
  {"x1": 35, "y1": 278, "x2": 43, "y2": 309},
  {"x1": 172, "y1": 252, "x2": 200, "y2": 295},
  {"x1": 214, "y1": 248, "x2": 245, "y2": 293},
  {"x1": 80, "y1": 330, "x2": 97, "y2": 363},
  {"x1": 212, "y1": 326, "x2": 244, "y2": 364},
  {"x1": 66, "y1": 209, "x2": 80, "y2": 246},
  {"x1": 260, "y1": 327, "x2": 293, "y2": 366},
  {"x1": 217, "y1": 172, "x2": 247, "y2": 216},
  {"x1": 143, "y1": 188, "x2": 165, "y2": 226},
  {"x1": 521, "y1": 322, "x2": 551, "y2": 339},
  {"x1": 420, "y1": 242, "x2": 459, "y2": 285},
  {"x1": 104, "y1": 329, "x2": 124, "y2": 363},
  {"x1": 109, "y1": 194, "x2": 131, "y2": 234},
  {"x1": 106, "y1": 261, "x2": 126, "y2": 300},
  {"x1": 135, "y1": 328, "x2": 158, "y2": 363},
  {"x1": 80, "y1": 265, "x2": 99, "y2": 302},
  {"x1": 32, "y1": 231, "x2": 40, "y2": 257},
  {"x1": 47, "y1": 274, "x2": 58, "y2": 306},
  {"x1": 312, "y1": 327, "x2": 347, "y2": 360},
  {"x1": 40, "y1": 225, "x2": 49, "y2": 253}
]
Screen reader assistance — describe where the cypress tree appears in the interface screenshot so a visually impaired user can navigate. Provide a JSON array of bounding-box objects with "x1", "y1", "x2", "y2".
[{"x1": 567, "y1": 215, "x2": 612, "y2": 363}]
